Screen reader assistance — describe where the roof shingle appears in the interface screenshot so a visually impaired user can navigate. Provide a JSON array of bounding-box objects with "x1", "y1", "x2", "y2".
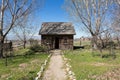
[{"x1": 39, "y1": 22, "x2": 76, "y2": 35}]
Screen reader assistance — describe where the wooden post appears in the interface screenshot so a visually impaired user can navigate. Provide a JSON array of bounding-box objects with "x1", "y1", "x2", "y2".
[{"x1": 5, "y1": 51, "x2": 7, "y2": 66}]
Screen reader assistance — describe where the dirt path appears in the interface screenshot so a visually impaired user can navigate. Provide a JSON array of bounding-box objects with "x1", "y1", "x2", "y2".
[{"x1": 42, "y1": 50, "x2": 67, "y2": 80}]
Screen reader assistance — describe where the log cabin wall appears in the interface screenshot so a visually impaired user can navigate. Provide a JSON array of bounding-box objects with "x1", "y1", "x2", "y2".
[
  {"x1": 41, "y1": 35, "x2": 73, "y2": 50},
  {"x1": 39, "y1": 22, "x2": 76, "y2": 50},
  {"x1": 59, "y1": 35, "x2": 73, "y2": 50}
]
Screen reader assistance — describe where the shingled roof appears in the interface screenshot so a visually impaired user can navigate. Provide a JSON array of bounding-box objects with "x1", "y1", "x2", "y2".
[{"x1": 39, "y1": 22, "x2": 76, "y2": 35}]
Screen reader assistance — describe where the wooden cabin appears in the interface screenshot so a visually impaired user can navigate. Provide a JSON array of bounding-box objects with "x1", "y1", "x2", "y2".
[{"x1": 39, "y1": 22, "x2": 76, "y2": 50}]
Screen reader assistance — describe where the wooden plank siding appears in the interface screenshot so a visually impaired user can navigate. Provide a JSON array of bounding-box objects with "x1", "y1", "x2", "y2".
[
  {"x1": 39, "y1": 22, "x2": 76, "y2": 50},
  {"x1": 41, "y1": 35, "x2": 73, "y2": 50}
]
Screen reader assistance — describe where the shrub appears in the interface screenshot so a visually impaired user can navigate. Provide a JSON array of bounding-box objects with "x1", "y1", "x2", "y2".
[
  {"x1": 25, "y1": 50, "x2": 34, "y2": 55},
  {"x1": 29, "y1": 38, "x2": 39, "y2": 47},
  {"x1": 84, "y1": 45, "x2": 91, "y2": 49},
  {"x1": 29, "y1": 44, "x2": 48, "y2": 52}
]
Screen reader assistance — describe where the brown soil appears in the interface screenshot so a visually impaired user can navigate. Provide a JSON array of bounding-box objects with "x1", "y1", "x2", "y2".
[
  {"x1": 30, "y1": 59, "x2": 39, "y2": 64},
  {"x1": 91, "y1": 68, "x2": 120, "y2": 80},
  {"x1": 1, "y1": 74, "x2": 9, "y2": 78},
  {"x1": 91, "y1": 62, "x2": 116, "y2": 66},
  {"x1": 19, "y1": 63, "x2": 28, "y2": 68}
]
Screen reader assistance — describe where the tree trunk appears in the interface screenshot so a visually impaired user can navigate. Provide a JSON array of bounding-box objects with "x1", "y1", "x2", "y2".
[
  {"x1": 92, "y1": 35, "x2": 98, "y2": 49},
  {"x1": 0, "y1": 0, "x2": 4, "y2": 58},
  {"x1": 23, "y1": 41, "x2": 26, "y2": 49},
  {"x1": 99, "y1": 47, "x2": 103, "y2": 58},
  {"x1": 92, "y1": 35, "x2": 103, "y2": 58},
  {"x1": 0, "y1": 38, "x2": 4, "y2": 58},
  {"x1": 116, "y1": 37, "x2": 120, "y2": 49}
]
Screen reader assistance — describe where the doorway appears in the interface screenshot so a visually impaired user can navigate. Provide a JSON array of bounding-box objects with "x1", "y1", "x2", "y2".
[{"x1": 55, "y1": 37, "x2": 59, "y2": 49}]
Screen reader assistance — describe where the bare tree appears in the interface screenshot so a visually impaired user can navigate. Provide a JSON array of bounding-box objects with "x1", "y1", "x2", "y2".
[
  {"x1": 64, "y1": 0, "x2": 113, "y2": 57},
  {"x1": 12, "y1": 16, "x2": 37, "y2": 49},
  {"x1": 116, "y1": 0, "x2": 120, "y2": 5},
  {"x1": 0, "y1": 0, "x2": 43, "y2": 58},
  {"x1": 112, "y1": 2, "x2": 120, "y2": 48},
  {"x1": 98, "y1": 30, "x2": 111, "y2": 48}
]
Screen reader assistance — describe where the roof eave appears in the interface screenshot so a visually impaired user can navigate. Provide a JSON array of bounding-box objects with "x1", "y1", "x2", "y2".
[{"x1": 39, "y1": 33, "x2": 76, "y2": 35}]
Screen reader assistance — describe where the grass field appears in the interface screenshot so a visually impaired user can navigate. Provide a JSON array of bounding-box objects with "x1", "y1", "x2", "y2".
[
  {"x1": 64, "y1": 49, "x2": 120, "y2": 80},
  {"x1": 74, "y1": 40, "x2": 91, "y2": 46},
  {"x1": 0, "y1": 49, "x2": 48, "y2": 80}
]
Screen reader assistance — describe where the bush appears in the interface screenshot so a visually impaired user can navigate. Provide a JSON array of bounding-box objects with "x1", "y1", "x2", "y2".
[
  {"x1": 25, "y1": 50, "x2": 34, "y2": 55},
  {"x1": 29, "y1": 44, "x2": 48, "y2": 52},
  {"x1": 29, "y1": 38, "x2": 39, "y2": 47},
  {"x1": 84, "y1": 45, "x2": 91, "y2": 49}
]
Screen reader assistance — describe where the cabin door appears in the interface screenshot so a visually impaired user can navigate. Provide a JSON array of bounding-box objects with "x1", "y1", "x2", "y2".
[{"x1": 55, "y1": 37, "x2": 59, "y2": 49}]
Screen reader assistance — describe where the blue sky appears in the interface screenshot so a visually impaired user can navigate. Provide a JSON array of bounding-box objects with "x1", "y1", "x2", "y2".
[
  {"x1": 6, "y1": 0, "x2": 117, "y2": 40},
  {"x1": 34, "y1": 0, "x2": 87, "y2": 38},
  {"x1": 40, "y1": 0, "x2": 68, "y2": 22},
  {"x1": 7, "y1": 0, "x2": 88, "y2": 40}
]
